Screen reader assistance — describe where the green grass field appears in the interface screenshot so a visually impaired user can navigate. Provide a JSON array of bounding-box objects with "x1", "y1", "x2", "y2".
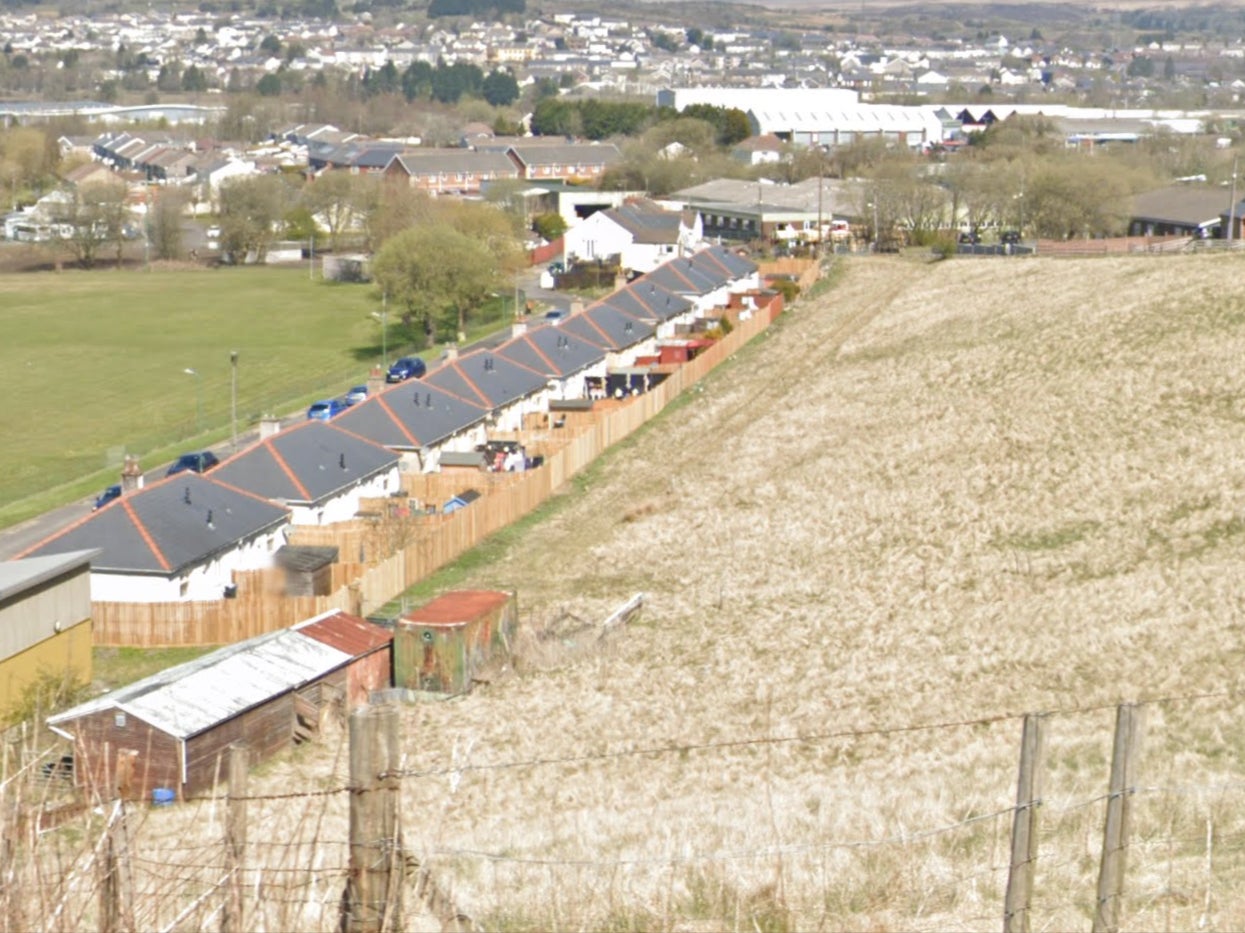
[{"x1": 0, "y1": 266, "x2": 414, "y2": 526}]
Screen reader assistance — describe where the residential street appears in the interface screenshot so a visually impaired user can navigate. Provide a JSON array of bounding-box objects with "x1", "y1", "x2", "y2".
[{"x1": 0, "y1": 266, "x2": 574, "y2": 561}]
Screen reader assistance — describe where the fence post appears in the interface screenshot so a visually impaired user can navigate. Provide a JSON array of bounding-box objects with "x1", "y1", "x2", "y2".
[
  {"x1": 342, "y1": 704, "x2": 403, "y2": 933},
  {"x1": 99, "y1": 800, "x2": 134, "y2": 933},
  {"x1": 1004, "y1": 713, "x2": 1047, "y2": 933},
  {"x1": 1093, "y1": 703, "x2": 1144, "y2": 933},
  {"x1": 223, "y1": 743, "x2": 248, "y2": 933}
]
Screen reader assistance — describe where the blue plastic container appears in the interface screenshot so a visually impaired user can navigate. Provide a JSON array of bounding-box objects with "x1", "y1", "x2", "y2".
[{"x1": 151, "y1": 787, "x2": 175, "y2": 807}]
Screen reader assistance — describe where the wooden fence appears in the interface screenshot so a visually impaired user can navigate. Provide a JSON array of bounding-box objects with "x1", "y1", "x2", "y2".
[
  {"x1": 1034, "y1": 235, "x2": 1191, "y2": 257},
  {"x1": 91, "y1": 294, "x2": 783, "y2": 647},
  {"x1": 757, "y1": 258, "x2": 821, "y2": 291}
]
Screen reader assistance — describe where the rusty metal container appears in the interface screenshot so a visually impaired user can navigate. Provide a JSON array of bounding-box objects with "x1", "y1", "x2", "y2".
[{"x1": 393, "y1": 590, "x2": 517, "y2": 695}]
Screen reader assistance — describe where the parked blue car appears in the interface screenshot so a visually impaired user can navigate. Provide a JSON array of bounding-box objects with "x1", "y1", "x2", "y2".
[
  {"x1": 386, "y1": 356, "x2": 427, "y2": 383},
  {"x1": 166, "y1": 451, "x2": 220, "y2": 476},
  {"x1": 93, "y1": 484, "x2": 122, "y2": 510},
  {"x1": 307, "y1": 398, "x2": 348, "y2": 421}
]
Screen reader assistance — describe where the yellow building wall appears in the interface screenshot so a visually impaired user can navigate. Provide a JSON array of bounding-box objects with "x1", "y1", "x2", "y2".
[{"x1": 0, "y1": 619, "x2": 93, "y2": 714}]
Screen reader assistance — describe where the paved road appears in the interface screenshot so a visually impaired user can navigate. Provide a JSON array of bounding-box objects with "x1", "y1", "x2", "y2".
[{"x1": 0, "y1": 266, "x2": 575, "y2": 561}]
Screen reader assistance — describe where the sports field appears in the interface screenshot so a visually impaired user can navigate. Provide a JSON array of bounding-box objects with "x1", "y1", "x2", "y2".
[{"x1": 0, "y1": 266, "x2": 389, "y2": 524}]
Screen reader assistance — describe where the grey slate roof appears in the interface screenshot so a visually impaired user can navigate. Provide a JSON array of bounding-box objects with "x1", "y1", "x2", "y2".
[
  {"x1": 700, "y1": 243, "x2": 759, "y2": 278},
  {"x1": 600, "y1": 279, "x2": 694, "y2": 323},
  {"x1": 211, "y1": 421, "x2": 399, "y2": 506},
  {"x1": 0, "y1": 549, "x2": 98, "y2": 602},
  {"x1": 22, "y1": 475, "x2": 289, "y2": 577},
  {"x1": 424, "y1": 351, "x2": 547, "y2": 410},
  {"x1": 605, "y1": 201, "x2": 684, "y2": 244},
  {"x1": 674, "y1": 176, "x2": 846, "y2": 214},
  {"x1": 561, "y1": 302, "x2": 655, "y2": 352},
  {"x1": 495, "y1": 327, "x2": 606, "y2": 378},
  {"x1": 332, "y1": 380, "x2": 488, "y2": 450},
  {"x1": 312, "y1": 140, "x2": 412, "y2": 169},
  {"x1": 387, "y1": 149, "x2": 518, "y2": 177},
  {"x1": 1130, "y1": 185, "x2": 1232, "y2": 226},
  {"x1": 643, "y1": 252, "x2": 733, "y2": 295},
  {"x1": 507, "y1": 142, "x2": 622, "y2": 168}
]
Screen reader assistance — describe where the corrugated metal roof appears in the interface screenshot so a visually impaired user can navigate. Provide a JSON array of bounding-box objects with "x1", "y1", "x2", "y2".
[
  {"x1": 48, "y1": 627, "x2": 354, "y2": 740},
  {"x1": 403, "y1": 589, "x2": 510, "y2": 626},
  {"x1": 295, "y1": 609, "x2": 393, "y2": 656}
]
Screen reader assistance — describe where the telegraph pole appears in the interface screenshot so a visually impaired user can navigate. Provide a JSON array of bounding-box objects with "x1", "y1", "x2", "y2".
[
  {"x1": 230, "y1": 350, "x2": 239, "y2": 451},
  {"x1": 1228, "y1": 155, "x2": 1238, "y2": 245}
]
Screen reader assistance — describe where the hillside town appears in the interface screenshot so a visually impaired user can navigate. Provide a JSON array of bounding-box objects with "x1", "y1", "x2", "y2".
[
  {"x1": 4, "y1": 5, "x2": 1245, "y2": 104},
  {"x1": 7, "y1": 2, "x2": 1245, "y2": 930}
]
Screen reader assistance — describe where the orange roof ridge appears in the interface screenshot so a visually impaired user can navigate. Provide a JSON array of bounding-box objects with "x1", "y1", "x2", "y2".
[
  {"x1": 122, "y1": 498, "x2": 171, "y2": 572},
  {"x1": 375, "y1": 393, "x2": 423, "y2": 447},
  {"x1": 264, "y1": 439, "x2": 312, "y2": 500}
]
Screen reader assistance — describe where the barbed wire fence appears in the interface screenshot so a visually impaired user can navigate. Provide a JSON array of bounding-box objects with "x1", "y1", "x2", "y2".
[{"x1": 4, "y1": 689, "x2": 1245, "y2": 932}]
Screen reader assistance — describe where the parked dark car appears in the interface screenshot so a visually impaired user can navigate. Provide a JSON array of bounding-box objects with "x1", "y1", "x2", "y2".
[
  {"x1": 1000, "y1": 230, "x2": 1022, "y2": 245},
  {"x1": 93, "y1": 484, "x2": 122, "y2": 510},
  {"x1": 958, "y1": 231, "x2": 981, "y2": 245},
  {"x1": 166, "y1": 451, "x2": 220, "y2": 476},
  {"x1": 547, "y1": 260, "x2": 566, "y2": 275},
  {"x1": 343, "y1": 385, "x2": 368, "y2": 406},
  {"x1": 386, "y1": 356, "x2": 427, "y2": 383},
  {"x1": 307, "y1": 398, "x2": 348, "y2": 421}
]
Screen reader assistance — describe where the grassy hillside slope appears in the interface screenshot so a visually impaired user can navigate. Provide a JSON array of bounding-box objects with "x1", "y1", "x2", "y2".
[
  {"x1": 382, "y1": 254, "x2": 1245, "y2": 930},
  {"x1": 84, "y1": 254, "x2": 1245, "y2": 932}
]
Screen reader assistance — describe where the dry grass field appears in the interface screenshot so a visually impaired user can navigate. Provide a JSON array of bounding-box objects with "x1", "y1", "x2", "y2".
[{"x1": 10, "y1": 252, "x2": 1245, "y2": 932}]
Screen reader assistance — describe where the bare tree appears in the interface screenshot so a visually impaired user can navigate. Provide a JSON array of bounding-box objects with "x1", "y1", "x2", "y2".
[
  {"x1": 301, "y1": 170, "x2": 366, "y2": 252},
  {"x1": 147, "y1": 187, "x2": 190, "y2": 261},
  {"x1": 218, "y1": 174, "x2": 294, "y2": 263},
  {"x1": 51, "y1": 180, "x2": 130, "y2": 269}
]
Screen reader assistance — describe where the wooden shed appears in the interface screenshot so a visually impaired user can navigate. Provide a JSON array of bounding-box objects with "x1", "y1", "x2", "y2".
[
  {"x1": 394, "y1": 590, "x2": 517, "y2": 696},
  {"x1": 45, "y1": 610, "x2": 392, "y2": 800},
  {"x1": 275, "y1": 545, "x2": 339, "y2": 597}
]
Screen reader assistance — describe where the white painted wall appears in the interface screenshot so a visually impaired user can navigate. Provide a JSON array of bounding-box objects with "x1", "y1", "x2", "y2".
[
  {"x1": 286, "y1": 465, "x2": 400, "y2": 525},
  {"x1": 547, "y1": 360, "x2": 607, "y2": 401},
  {"x1": 563, "y1": 211, "x2": 632, "y2": 264},
  {"x1": 90, "y1": 524, "x2": 288, "y2": 603}
]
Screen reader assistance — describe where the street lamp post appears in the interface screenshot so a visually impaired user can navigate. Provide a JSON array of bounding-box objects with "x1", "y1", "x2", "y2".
[
  {"x1": 183, "y1": 368, "x2": 203, "y2": 433},
  {"x1": 370, "y1": 292, "x2": 388, "y2": 367},
  {"x1": 229, "y1": 350, "x2": 239, "y2": 451}
]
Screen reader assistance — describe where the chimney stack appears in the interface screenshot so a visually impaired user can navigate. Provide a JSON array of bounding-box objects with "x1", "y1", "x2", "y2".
[
  {"x1": 259, "y1": 415, "x2": 282, "y2": 440},
  {"x1": 120, "y1": 455, "x2": 144, "y2": 495},
  {"x1": 613, "y1": 273, "x2": 627, "y2": 292},
  {"x1": 511, "y1": 320, "x2": 527, "y2": 338},
  {"x1": 445, "y1": 344, "x2": 459, "y2": 361},
  {"x1": 570, "y1": 298, "x2": 585, "y2": 316}
]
